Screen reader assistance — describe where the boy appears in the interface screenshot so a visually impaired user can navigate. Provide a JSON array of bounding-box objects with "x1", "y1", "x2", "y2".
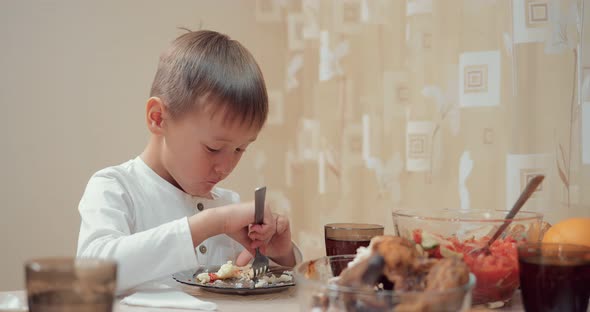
[{"x1": 77, "y1": 29, "x2": 299, "y2": 292}]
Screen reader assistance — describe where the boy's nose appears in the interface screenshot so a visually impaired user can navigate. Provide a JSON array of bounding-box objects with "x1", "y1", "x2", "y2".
[
  {"x1": 214, "y1": 163, "x2": 231, "y2": 176},
  {"x1": 213, "y1": 154, "x2": 239, "y2": 176},
  {"x1": 214, "y1": 167, "x2": 229, "y2": 176}
]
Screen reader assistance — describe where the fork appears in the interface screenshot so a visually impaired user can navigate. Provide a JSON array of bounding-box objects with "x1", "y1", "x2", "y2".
[{"x1": 252, "y1": 186, "x2": 270, "y2": 279}]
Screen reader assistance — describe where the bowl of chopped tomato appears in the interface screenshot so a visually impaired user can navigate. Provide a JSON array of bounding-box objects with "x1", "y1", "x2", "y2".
[{"x1": 392, "y1": 209, "x2": 543, "y2": 307}]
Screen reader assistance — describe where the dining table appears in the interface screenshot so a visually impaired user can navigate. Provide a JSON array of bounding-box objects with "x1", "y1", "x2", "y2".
[{"x1": 0, "y1": 287, "x2": 528, "y2": 312}]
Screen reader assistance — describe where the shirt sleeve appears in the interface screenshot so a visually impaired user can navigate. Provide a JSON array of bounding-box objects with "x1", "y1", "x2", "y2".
[{"x1": 76, "y1": 173, "x2": 197, "y2": 293}]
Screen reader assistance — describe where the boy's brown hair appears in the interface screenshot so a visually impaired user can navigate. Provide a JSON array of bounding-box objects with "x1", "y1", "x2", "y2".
[{"x1": 150, "y1": 30, "x2": 268, "y2": 129}]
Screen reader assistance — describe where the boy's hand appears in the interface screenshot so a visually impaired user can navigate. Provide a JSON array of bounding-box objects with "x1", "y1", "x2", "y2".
[
  {"x1": 189, "y1": 201, "x2": 270, "y2": 254},
  {"x1": 249, "y1": 214, "x2": 296, "y2": 267},
  {"x1": 221, "y1": 201, "x2": 278, "y2": 260},
  {"x1": 223, "y1": 201, "x2": 274, "y2": 252},
  {"x1": 189, "y1": 201, "x2": 295, "y2": 267}
]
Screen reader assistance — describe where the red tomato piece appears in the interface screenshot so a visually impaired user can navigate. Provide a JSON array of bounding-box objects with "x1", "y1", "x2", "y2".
[
  {"x1": 412, "y1": 229, "x2": 422, "y2": 244},
  {"x1": 208, "y1": 273, "x2": 220, "y2": 282}
]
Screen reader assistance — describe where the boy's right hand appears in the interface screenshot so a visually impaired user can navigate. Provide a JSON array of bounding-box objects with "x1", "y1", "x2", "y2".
[{"x1": 187, "y1": 201, "x2": 274, "y2": 255}]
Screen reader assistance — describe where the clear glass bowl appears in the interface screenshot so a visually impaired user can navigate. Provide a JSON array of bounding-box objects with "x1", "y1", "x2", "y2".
[
  {"x1": 392, "y1": 209, "x2": 544, "y2": 307},
  {"x1": 294, "y1": 255, "x2": 476, "y2": 312}
]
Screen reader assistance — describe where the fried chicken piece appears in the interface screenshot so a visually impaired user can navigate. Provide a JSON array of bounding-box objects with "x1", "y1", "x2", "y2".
[
  {"x1": 424, "y1": 258, "x2": 470, "y2": 290},
  {"x1": 394, "y1": 258, "x2": 437, "y2": 291},
  {"x1": 333, "y1": 236, "x2": 471, "y2": 312},
  {"x1": 373, "y1": 236, "x2": 421, "y2": 271},
  {"x1": 369, "y1": 236, "x2": 423, "y2": 290},
  {"x1": 338, "y1": 236, "x2": 428, "y2": 290},
  {"x1": 338, "y1": 236, "x2": 418, "y2": 288},
  {"x1": 392, "y1": 258, "x2": 471, "y2": 312},
  {"x1": 394, "y1": 257, "x2": 471, "y2": 312},
  {"x1": 336, "y1": 253, "x2": 373, "y2": 289}
]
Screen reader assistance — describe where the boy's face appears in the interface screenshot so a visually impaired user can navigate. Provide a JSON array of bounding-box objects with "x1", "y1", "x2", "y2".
[{"x1": 161, "y1": 106, "x2": 260, "y2": 197}]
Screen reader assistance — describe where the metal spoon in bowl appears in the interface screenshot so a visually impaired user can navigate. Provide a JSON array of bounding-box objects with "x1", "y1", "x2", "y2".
[{"x1": 468, "y1": 175, "x2": 545, "y2": 256}]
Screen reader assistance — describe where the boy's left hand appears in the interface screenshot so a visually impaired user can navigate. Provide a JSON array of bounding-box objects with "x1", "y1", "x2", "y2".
[{"x1": 248, "y1": 214, "x2": 295, "y2": 267}]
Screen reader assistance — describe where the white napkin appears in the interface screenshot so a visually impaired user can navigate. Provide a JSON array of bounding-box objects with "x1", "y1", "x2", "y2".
[
  {"x1": 0, "y1": 293, "x2": 27, "y2": 311},
  {"x1": 120, "y1": 286, "x2": 217, "y2": 311}
]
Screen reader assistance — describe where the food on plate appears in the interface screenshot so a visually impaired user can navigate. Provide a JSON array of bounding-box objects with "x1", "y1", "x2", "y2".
[
  {"x1": 195, "y1": 261, "x2": 293, "y2": 288},
  {"x1": 309, "y1": 236, "x2": 472, "y2": 311},
  {"x1": 196, "y1": 261, "x2": 243, "y2": 283},
  {"x1": 542, "y1": 218, "x2": 590, "y2": 247},
  {"x1": 411, "y1": 229, "x2": 519, "y2": 304}
]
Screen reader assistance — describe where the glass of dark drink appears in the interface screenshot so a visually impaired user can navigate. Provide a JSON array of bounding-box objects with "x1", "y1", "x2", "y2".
[
  {"x1": 25, "y1": 257, "x2": 117, "y2": 312},
  {"x1": 517, "y1": 243, "x2": 590, "y2": 312},
  {"x1": 324, "y1": 223, "x2": 384, "y2": 275}
]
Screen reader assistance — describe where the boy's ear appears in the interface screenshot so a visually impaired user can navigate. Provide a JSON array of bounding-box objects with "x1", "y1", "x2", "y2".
[{"x1": 146, "y1": 97, "x2": 166, "y2": 135}]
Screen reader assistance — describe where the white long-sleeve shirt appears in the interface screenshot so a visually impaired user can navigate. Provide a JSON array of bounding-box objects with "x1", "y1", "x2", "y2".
[{"x1": 77, "y1": 156, "x2": 255, "y2": 292}]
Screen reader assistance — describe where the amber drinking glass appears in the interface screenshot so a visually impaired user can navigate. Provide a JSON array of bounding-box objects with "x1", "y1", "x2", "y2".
[
  {"x1": 25, "y1": 257, "x2": 117, "y2": 312},
  {"x1": 518, "y1": 243, "x2": 590, "y2": 312}
]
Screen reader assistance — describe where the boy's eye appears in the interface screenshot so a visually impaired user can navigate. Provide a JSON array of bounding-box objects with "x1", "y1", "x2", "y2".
[
  {"x1": 235, "y1": 148, "x2": 245, "y2": 153},
  {"x1": 206, "y1": 146, "x2": 220, "y2": 153}
]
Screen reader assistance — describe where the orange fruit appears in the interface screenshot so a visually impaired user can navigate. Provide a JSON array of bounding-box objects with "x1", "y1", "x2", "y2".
[{"x1": 542, "y1": 218, "x2": 590, "y2": 247}]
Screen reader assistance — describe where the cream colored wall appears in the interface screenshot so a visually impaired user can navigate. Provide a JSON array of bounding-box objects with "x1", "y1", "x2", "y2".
[
  {"x1": 1, "y1": 0, "x2": 589, "y2": 292},
  {"x1": 0, "y1": 0, "x2": 285, "y2": 291}
]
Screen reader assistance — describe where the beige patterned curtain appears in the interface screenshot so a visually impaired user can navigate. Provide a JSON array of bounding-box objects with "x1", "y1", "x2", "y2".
[{"x1": 241, "y1": 0, "x2": 588, "y2": 259}]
